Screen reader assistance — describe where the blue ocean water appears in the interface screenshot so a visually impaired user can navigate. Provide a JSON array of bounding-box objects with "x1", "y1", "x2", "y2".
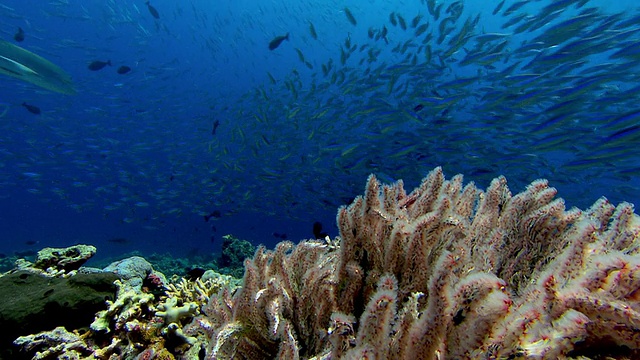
[{"x1": 0, "y1": 0, "x2": 639, "y2": 263}]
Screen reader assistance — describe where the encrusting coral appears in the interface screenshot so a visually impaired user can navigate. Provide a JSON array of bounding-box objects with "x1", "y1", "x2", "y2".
[{"x1": 194, "y1": 166, "x2": 640, "y2": 359}]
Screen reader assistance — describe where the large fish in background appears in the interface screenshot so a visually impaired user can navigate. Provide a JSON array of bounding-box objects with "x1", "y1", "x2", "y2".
[{"x1": 0, "y1": 39, "x2": 76, "y2": 95}]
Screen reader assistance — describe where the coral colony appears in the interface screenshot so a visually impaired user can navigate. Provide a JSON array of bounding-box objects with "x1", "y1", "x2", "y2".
[{"x1": 9, "y1": 167, "x2": 640, "y2": 359}]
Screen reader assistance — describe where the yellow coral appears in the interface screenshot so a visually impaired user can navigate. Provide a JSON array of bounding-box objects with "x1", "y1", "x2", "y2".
[
  {"x1": 156, "y1": 297, "x2": 198, "y2": 325},
  {"x1": 165, "y1": 272, "x2": 235, "y2": 305}
]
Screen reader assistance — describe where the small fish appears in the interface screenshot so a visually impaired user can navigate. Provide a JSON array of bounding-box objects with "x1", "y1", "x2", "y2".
[
  {"x1": 146, "y1": 1, "x2": 160, "y2": 19},
  {"x1": 272, "y1": 232, "x2": 288, "y2": 240},
  {"x1": 14, "y1": 27, "x2": 24, "y2": 42},
  {"x1": 313, "y1": 221, "x2": 328, "y2": 239},
  {"x1": 14, "y1": 250, "x2": 37, "y2": 258},
  {"x1": 107, "y1": 237, "x2": 130, "y2": 244},
  {"x1": 492, "y1": 0, "x2": 506, "y2": 15},
  {"x1": 413, "y1": 104, "x2": 425, "y2": 112},
  {"x1": 22, "y1": 102, "x2": 41, "y2": 115},
  {"x1": 380, "y1": 26, "x2": 389, "y2": 43},
  {"x1": 204, "y1": 210, "x2": 221, "y2": 222},
  {"x1": 389, "y1": 12, "x2": 397, "y2": 26},
  {"x1": 185, "y1": 267, "x2": 206, "y2": 281},
  {"x1": 268, "y1": 33, "x2": 289, "y2": 50},
  {"x1": 117, "y1": 65, "x2": 131, "y2": 74},
  {"x1": 88, "y1": 60, "x2": 111, "y2": 71},
  {"x1": 309, "y1": 21, "x2": 318, "y2": 40},
  {"x1": 411, "y1": 14, "x2": 423, "y2": 28},
  {"x1": 24, "y1": 240, "x2": 39, "y2": 246},
  {"x1": 344, "y1": 7, "x2": 357, "y2": 26},
  {"x1": 397, "y1": 14, "x2": 407, "y2": 30},
  {"x1": 211, "y1": 119, "x2": 220, "y2": 135}
]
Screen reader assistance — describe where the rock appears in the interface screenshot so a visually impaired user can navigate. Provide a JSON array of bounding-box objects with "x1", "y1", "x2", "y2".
[
  {"x1": 102, "y1": 256, "x2": 161, "y2": 291},
  {"x1": 33, "y1": 244, "x2": 96, "y2": 273},
  {"x1": 0, "y1": 270, "x2": 119, "y2": 359},
  {"x1": 103, "y1": 256, "x2": 153, "y2": 280}
]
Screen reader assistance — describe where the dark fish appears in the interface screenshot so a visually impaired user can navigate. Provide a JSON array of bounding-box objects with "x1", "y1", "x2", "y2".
[
  {"x1": 389, "y1": 12, "x2": 397, "y2": 26},
  {"x1": 107, "y1": 237, "x2": 129, "y2": 244},
  {"x1": 344, "y1": 7, "x2": 357, "y2": 26},
  {"x1": 14, "y1": 27, "x2": 24, "y2": 42},
  {"x1": 212, "y1": 119, "x2": 220, "y2": 135},
  {"x1": 272, "y1": 232, "x2": 288, "y2": 240},
  {"x1": 22, "y1": 102, "x2": 41, "y2": 115},
  {"x1": 204, "y1": 210, "x2": 221, "y2": 222},
  {"x1": 414, "y1": 104, "x2": 425, "y2": 112},
  {"x1": 117, "y1": 65, "x2": 131, "y2": 74},
  {"x1": 492, "y1": 0, "x2": 506, "y2": 15},
  {"x1": 14, "y1": 250, "x2": 37, "y2": 258},
  {"x1": 380, "y1": 26, "x2": 389, "y2": 44},
  {"x1": 309, "y1": 21, "x2": 318, "y2": 40},
  {"x1": 342, "y1": 196, "x2": 357, "y2": 205},
  {"x1": 313, "y1": 221, "x2": 328, "y2": 239},
  {"x1": 185, "y1": 267, "x2": 206, "y2": 280},
  {"x1": 88, "y1": 60, "x2": 111, "y2": 71},
  {"x1": 146, "y1": 1, "x2": 160, "y2": 19},
  {"x1": 269, "y1": 33, "x2": 289, "y2": 50},
  {"x1": 397, "y1": 14, "x2": 407, "y2": 30},
  {"x1": 453, "y1": 308, "x2": 465, "y2": 325},
  {"x1": 25, "y1": 240, "x2": 39, "y2": 246}
]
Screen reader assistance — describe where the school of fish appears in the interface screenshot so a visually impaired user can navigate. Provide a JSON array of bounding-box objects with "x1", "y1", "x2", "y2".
[{"x1": 1, "y1": 0, "x2": 639, "y2": 236}]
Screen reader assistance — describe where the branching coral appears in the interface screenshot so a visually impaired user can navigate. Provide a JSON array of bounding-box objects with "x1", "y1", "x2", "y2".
[
  {"x1": 156, "y1": 297, "x2": 198, "y2": 325},
  {"x1": 91, "y1": 279, "x2": 156, "y2": 333},
  {"x1": 165, "y1": 273, "x2": 236, "y2": 305}
]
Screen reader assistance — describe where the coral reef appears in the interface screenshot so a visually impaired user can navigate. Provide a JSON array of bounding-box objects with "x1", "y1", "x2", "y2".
[
  {"x1": 14, "y1": 326, "x2": 93, "y2": 360},
  {"x1": 1, "y1": 270, "x2": 119, "y2": 359},
  {"x1": 0, "y1": 244, "x2": 117, "y2": 359},
  {"x1": 219, "y1": 234, "x2": 256, "y2": 278},
  {"x1": 12, "y1": 168, "x2": 640, "y2": 359},
  {"x1": 193, "y1": 167, "x2": 640, "y2": 359},
  {"x1": 90, "y1": 279, "x2": 156, "y2": 333},
  {"x1": 165, "y1": 272, "x2": 239, "y2": 305},
  {"x1": 15, "y1": 255, "x2": 237, "y2": 360}
]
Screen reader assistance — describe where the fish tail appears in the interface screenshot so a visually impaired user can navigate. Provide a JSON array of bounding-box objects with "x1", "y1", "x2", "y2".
[
  {"x1": 285, "y1": 33, "x2": 290, "y2": 41},
  {"x1": 107, "y1": 60, "x2": 112, "y2": 66}
]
